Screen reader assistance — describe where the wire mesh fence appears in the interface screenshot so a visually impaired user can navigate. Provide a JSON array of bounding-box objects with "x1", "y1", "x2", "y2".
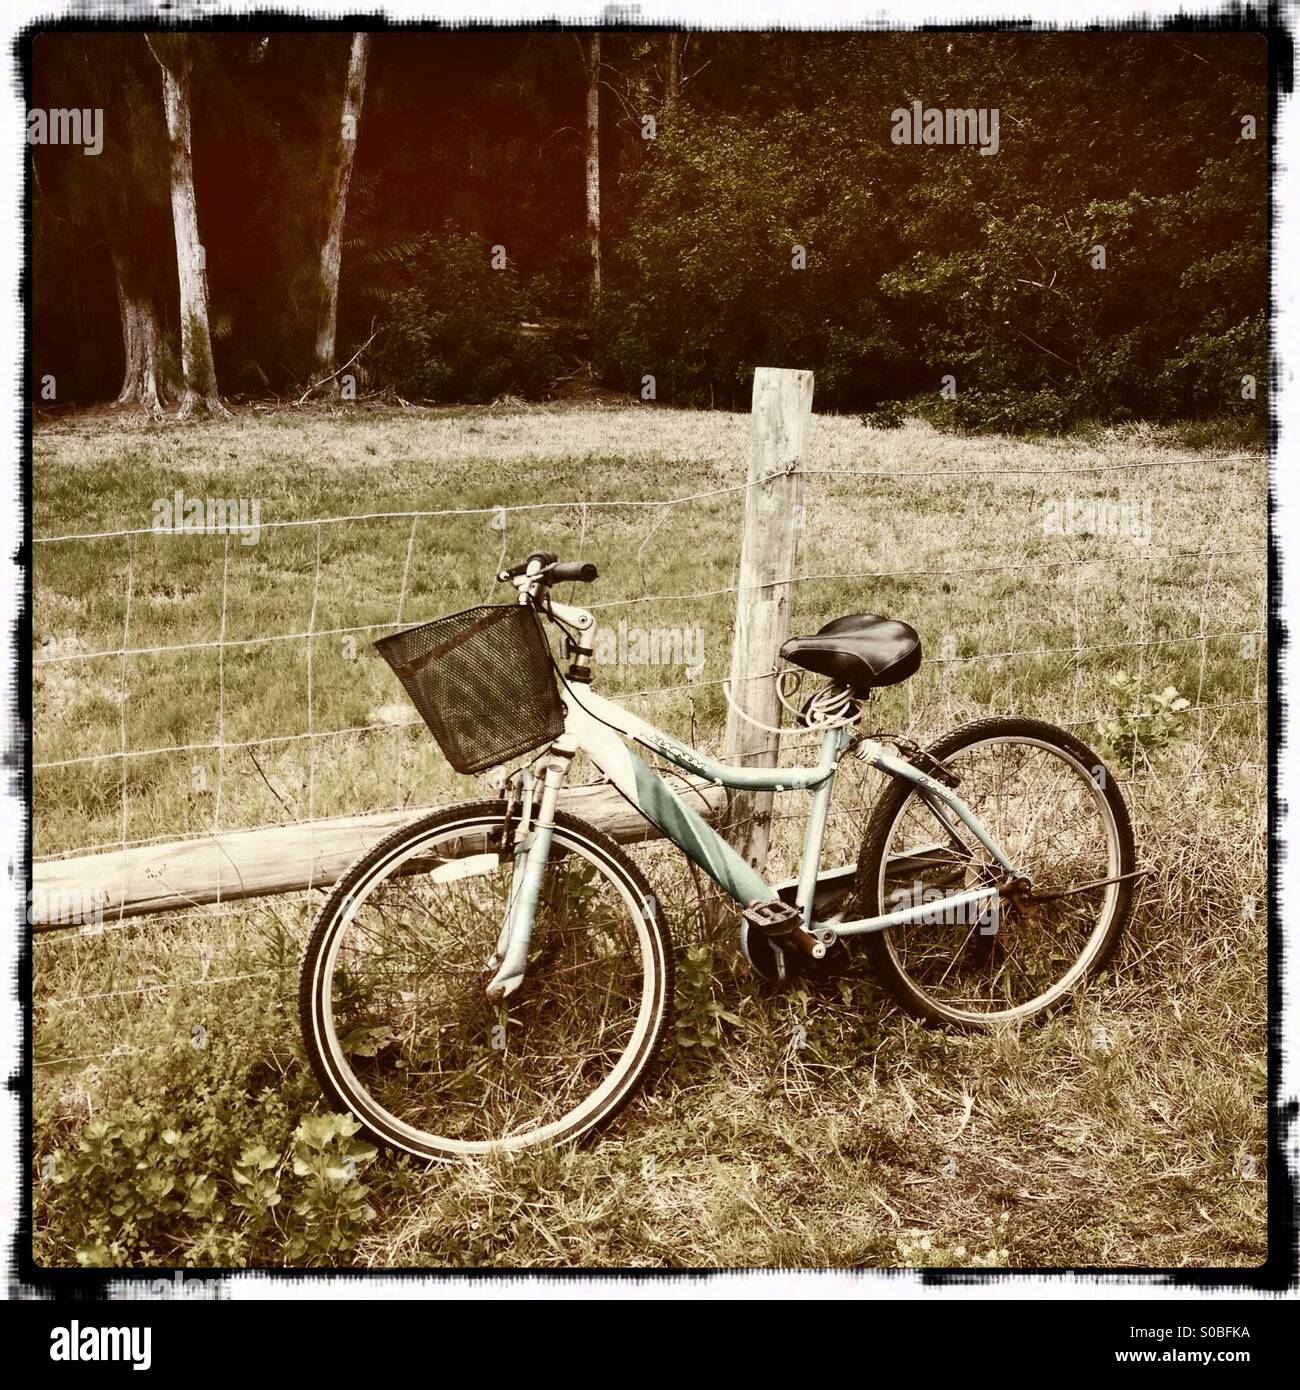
[{"x1": 32, "y1": 445, "x2": 1267, "y2": 1070}]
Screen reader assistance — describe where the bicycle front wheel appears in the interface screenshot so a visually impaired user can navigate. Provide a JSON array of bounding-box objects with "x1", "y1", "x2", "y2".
[
  {"x1": 300, "y1": 800, "x2": 673, "y2": 1159},
  {"x1": 857, "y1": 717, "x2": 1135, "y2": 1028}
]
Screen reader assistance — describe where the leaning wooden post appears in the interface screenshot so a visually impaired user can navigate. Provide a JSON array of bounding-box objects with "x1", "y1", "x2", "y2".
[{"x1": 722, "y1": 366, "x2": 813, "y2": 873}]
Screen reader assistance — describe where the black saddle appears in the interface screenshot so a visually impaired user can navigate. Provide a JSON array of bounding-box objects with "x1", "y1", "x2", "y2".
[{"x1": 780, "y1": 613, "x2": 922, "y2": 696}]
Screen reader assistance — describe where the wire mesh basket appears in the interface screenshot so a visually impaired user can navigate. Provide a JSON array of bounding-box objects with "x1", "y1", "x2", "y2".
[{"x1": 374, "y1": 604, "x2": 566, "y2": 774}]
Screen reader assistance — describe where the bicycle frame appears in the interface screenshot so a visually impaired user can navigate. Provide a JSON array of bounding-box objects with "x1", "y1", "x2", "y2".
[{"x1": 486, "y1": 595, "x2": 1026, "y2": 1000}]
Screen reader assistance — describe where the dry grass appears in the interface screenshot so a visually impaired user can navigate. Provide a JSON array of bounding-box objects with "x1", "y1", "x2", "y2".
[{"x1": 32, "y1": 403, "x2": 1267, "y2": 1269}]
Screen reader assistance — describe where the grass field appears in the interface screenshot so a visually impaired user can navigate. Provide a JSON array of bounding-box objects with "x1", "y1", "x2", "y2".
[{"x1": 32, "y1": 403, "x2": 1267, "y2": 1270}]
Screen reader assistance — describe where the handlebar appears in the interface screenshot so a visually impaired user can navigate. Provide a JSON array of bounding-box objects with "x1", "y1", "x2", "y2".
[{"x1": 499, "y1": 552, "x2": 598, "y2": 586}]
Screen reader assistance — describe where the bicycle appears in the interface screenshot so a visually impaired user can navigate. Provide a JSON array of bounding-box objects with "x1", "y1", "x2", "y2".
[{"x1": 300, "y1": 551, "x2": 1137, "y2": 1159}]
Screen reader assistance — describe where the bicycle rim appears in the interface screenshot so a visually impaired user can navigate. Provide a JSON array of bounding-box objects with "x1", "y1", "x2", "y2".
[
  {"x1": 306, "y1": 814, "x2": 666, "y2": 1156},
  {"x1": 875, "y1": 734, "x2": 1125, "y2": 1024}
]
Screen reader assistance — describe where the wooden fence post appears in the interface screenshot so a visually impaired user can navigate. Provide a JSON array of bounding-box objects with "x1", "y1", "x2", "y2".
[{"x1": 722, "y1": 366, "x2": 813, "y2": 873}]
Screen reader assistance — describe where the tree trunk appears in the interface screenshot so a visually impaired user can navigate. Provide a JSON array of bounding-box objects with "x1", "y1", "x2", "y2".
[
  {"x1": 149, "y1": 36, "x2": 227, "y2": 418},
  {"x1": 585, "y1": 32, "x2": 601, "y2": 310},
  {"x1": 313, "y1": 32, "x2": 371, "y2": 392},
  {"x1": 113, "y1": 255, "x2": 167, "y2": 417},
  {"x1": 664, "y1": 31, "x2": 681, "y2": 105}
]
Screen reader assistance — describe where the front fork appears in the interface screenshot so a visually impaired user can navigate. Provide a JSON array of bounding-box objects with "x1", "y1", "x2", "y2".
[{"x1": 485, "y1": 741, "x2": 575, "y2": 1001}]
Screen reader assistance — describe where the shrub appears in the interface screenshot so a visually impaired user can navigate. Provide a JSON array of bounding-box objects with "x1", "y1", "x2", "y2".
[
  {"x1": 671, "y1": 943, "x2": 742, "y2": 1056},
  {"x1": 595, "y1": 110, "x2": 906, "y2": 410},
  {"x1": 363, "y1": 228, "x2": 561, "y2": 403},
  {"x1": 594, "y1": 42, "x2": 1266, "y2": 428},
  {"x1": 1094, "y1": 671, "x2": 1191, "y2": 765},
  {"x1": 861, "y1": 400, "x2": 906, "y2": 430},
  {"x1": 35, "y1": 1001, "x2": 379, "y2": 1268},
  {"x1": 948, "y1": 386, "x2": 1073, "y2": 436}
]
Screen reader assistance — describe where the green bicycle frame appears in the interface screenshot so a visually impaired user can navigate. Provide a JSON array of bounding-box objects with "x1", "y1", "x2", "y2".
[{"x1": 486, "y1": 680, "x2": 1024, "y2": 999}]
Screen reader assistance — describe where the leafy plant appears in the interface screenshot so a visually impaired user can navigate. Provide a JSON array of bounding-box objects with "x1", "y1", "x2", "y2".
[
  {"x1": 672, "y1": 943, "x2": 742, "y2": 1054},
  {"x1": 36, "y1": 1000, "x2": 379, "y2": 1268},
  {"x1": 896, "y1": 1216, "x2": 1012, "y2": 1268},
  {"x1": 1094, "y1": 671, "x2": 1191, "y2": 763},
  {"x1": 949, "y1": 386, "x2": 1072, "y2": 436},
  {"x1": 360, "y1": 227, "x2": 561, "y2": 403},
  {"x1": 861, "y1": 400, "x2": 906, "y2": 430},
  {"x1": 283, "y1": 1114, "x2": 378, "y2": 1265},
  {"x1": 229, "y1": 1142, "x2": 282, "y2": 1236}
]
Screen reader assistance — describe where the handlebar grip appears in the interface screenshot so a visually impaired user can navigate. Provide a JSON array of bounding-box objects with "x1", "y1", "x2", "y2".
[
  {"x1": 551, "y1": 561, "x2": 598, "y2": 584},
  {"x1": 501, "y1": 550, "x2": 559, "y2": 580}
]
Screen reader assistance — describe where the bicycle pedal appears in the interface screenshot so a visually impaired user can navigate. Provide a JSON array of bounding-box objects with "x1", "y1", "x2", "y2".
[{"x1": 742, "y1": 899, "x2": 804, "y2": 937}]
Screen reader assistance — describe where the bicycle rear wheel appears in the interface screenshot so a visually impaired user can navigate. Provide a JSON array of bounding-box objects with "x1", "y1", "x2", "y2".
[
  {"x1": 857, "y1": 717, "x2": 1135, "y2": 1027},
  {"x1": 300, "y1": 800, "x2": 673, "y2": 1159}
]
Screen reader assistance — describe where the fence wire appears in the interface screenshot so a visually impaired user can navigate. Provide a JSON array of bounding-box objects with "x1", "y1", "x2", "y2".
[{"x1": 32, "y1": 450, "x2": 1266, "y2": 1067}]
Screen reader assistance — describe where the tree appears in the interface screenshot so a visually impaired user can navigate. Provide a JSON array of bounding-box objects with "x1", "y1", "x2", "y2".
[
  {"x1": 664, "y1": 31, "x2": 682, "y2": 106},
  {"x1": 29, "y1": 29, "x2": 1266, "y2": 424},
  {"x1": 312, "y1": 32, "x2": 371, "y2": 392},
  {"x1": 112, "y1": 252, "x2": 169, "y2": 415},
  {"x1": 583, "y1": 31, "x2": 601, "y2": 308},
  {"x1": 145, "y1": 32, "x2": 228, "y2": 417},
  {"x1": 32, "y1": 32, "x2": 176, "y2": 414}
]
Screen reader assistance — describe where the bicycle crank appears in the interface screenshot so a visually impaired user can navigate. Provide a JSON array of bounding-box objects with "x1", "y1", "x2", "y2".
[{"x1": 739, "y1": 900, "x2": 841, "y2": 983}]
